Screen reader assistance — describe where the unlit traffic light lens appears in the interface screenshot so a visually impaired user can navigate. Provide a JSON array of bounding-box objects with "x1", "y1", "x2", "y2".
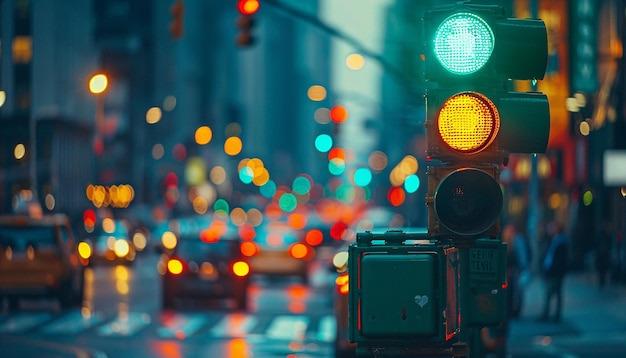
[
  {"x1": 434, "y1": 168, "x2": 502, "y2": 236},
  {"x1": 437, "y1": 92, "x2": 500, "y2": 154},
  {"x1": 434, "y1": 12, "x2": 494, "y2": 75}
]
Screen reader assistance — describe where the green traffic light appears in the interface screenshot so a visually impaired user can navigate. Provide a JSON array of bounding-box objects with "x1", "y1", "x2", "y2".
[{"x1": 434, "y1": 12, "x2": 494, "y2": 75}]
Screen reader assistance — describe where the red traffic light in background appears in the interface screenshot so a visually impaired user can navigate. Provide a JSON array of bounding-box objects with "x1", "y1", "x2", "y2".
[
  {"x1": 169, "y1": 0, "x2": 184, "y2": 40},
  {"x1": 235, "y1": 0, "x2": 259, "y2": 47},
  {"x1": 238, "y1": 0, "x2": 260, "y2": 16}
]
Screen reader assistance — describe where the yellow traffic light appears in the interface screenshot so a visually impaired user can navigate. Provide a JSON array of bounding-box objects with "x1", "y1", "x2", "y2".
[{"x1": 437, "y1": 92, "x2": 500, "y2": 154}]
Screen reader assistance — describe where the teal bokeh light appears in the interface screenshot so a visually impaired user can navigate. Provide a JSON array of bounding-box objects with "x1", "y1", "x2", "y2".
[
  {"x1": 315, "y1": 134, "x2": 333, "y2": 153},
  {"x1": 279, "y1": 193, "x2": 298, "y2": 212},
  {"x1": 214, "y1": 199, "x2": 229, "y2": 214},
  {"x1": 239, "y1": 166, "x2": 254, "y2": 184},
  {"x1": 260, "y1": 180, "x2": 276, "y2": 198},
  {"x1": 328, "y1": 158, "x2": 345, "y2": 175},
  {"x1": 404, "y1": 174, "x2": 421, "y2": 193},
  {"x1": 292, "y1": 176, "x2": 311, "y2": 195},
  {"x1": 354, "y1": 168, "x2": 372, "y2": 187}
]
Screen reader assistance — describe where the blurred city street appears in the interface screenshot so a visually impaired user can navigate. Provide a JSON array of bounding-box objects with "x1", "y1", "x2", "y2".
[{"x1": 508, "y1": 270, "x2": 626, "y2": 357}]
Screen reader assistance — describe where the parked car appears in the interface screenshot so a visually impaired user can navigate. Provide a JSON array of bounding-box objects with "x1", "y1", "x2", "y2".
[
  {"x1": 0, "y1": 214, "x2": 85, "y2": 309},
  {"x1": 158, "y1": 219, "x2": 250, "y2": 310},
  {"x1": 246, "y1": 220, "x2": 313, "y2": 283}
]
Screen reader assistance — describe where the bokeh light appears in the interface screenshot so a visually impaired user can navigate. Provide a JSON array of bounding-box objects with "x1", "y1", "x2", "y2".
[
  {"x1": 368, "y1": 151, "x2": 388, "y2": 172},
  {"x1": 328, "y1": 158, "x2": 345, "y2": 175},
  {"x1": 387, "y1": 186, "x2": 406, "y2": 206},
  {"x1": 314, "y1": 134, "x2": 333, "y2": 153},
  {"x1": 210, "y1": 166, "x2": 227, "y2": 185},
  {"x1": 404, "y1": 174, "x2": 420, "y2": 193},
  {"x1": 354, "y1": 168, "x2": 372, "y2": 187},
  {"x1": 346, "y1": 53, "x2": 365, "y2": 70},
  {"x1": 195, "y1": 126, "x2": 213, "y2": 145},
  {"x1": 260, "y1": 180, "x2": 277, "y2": 198},
  {"x1": 279, "y1": 193, "x2": 298, "y2": 212},
  {"x1": 224, "y1": 137, "x2": 243, "y2": 156},
  {"x1": 292, "y1": 176, "x2": 311, "y2": 195},
  {"x1": 307, "y1": 85, "x2": 327, "y2": 102},
  {"x1": 330, "y1": 105, "x2": 348, "y2": 123},
  {"x1": 314, "y1": 108, "x2": 331, "y2": 124},
  {"x1": 146, "y1": 107, "x2": 162, "y2": 124},
  {"x1": 163, "y1": 95, "x2": 177, "y2": 111}
]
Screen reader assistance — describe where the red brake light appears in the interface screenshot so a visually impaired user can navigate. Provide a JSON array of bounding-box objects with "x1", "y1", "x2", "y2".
[
  {"x1": 232, "y1": 261, "x2": 250, "y2": 277},
  {"x1": 240, "y1": 241, "x2": 259, "y2": 257},
  {"x1": 289, "y1": 243, "x2": 310, "y2": 260},
  {"x1": 305, "y1": 229, "x2": 324, "y2": 246}
]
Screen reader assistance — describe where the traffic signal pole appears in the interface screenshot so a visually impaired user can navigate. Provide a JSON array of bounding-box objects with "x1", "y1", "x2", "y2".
[{"x1": 346, "y1": 2, "x2": 550, "y2": 357}]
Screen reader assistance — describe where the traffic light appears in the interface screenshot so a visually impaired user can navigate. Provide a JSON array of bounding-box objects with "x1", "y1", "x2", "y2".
[
  {"x1": 236, "y1": 0, "x2": 260, "y2": 47},
  {"x1": 424, "y1": 3, "x2": 551, "y2": 239},
  {"x1": 169, "y1": 0, "x2": 184, "y2": 40},
  {"x1": 348, "y1": 230, "x2": 460, "y2": 354}
]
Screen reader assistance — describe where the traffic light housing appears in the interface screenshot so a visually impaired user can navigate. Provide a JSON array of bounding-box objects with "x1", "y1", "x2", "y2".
[
  {"x1": 236, "y1": 0, "x2": 260, "y2": 47},
  {"x1": 169, "y1": 0, "x2": 184, "y2": 40},
  {"x1": 424, "y1": 2, "x2": 550, "y2": 239},
  {"x1": 348, "y1": 230, "x2": 460, "y2": 355}
]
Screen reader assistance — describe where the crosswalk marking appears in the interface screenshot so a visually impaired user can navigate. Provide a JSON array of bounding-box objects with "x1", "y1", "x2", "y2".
[
  {"x1": 41, "y1": 311, "x2": 104, "y2": 335},
  {"x1": 266, "y1": 315, "x2": 309, "y2": 341},
  {"x1": 157, "y1": 313, "x2": 209, "y2": 339},
  {"x1": 0, "y1": 312, "x2": 52, "y2": 333},
  {"x1": 0, "y1": 311, "x2": 336, "y2": 344},
  {"x1": 209, "y1": 313, "x2": 257, "y2": 338},
  {"x1": 97, "y1": 312, "x2": 151, "y2": 337}
]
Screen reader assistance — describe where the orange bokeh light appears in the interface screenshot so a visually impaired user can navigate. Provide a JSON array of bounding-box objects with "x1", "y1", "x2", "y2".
[{"x1": 330, "y1": 105, "x2": 348, "y2": 123}]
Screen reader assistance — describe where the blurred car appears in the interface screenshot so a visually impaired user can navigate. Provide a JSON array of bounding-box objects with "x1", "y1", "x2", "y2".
[
  {"x1": 0, "y1": 214, "x2": 85, "y2": 309},
  {"x1": 158, "y1": 219, "x2": 250, "y2": 310},
  {"x1": 85, "y1": 218, "x2": 136, "y2": 265},
  {"x1": 246, "y1": 220, "x2": 313, "y2": 283}
]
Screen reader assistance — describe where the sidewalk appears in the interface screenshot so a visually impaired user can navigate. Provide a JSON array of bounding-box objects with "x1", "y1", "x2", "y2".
[{"x1": 508, "y1": 270, "x2": 626, "y2": 355}]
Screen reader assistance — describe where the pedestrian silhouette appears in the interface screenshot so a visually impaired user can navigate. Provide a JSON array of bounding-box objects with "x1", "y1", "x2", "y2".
[
  {"x1": 502, "y1": 222, "x2": 531, "y2": 319},
  {"x1": 540, "y1": 221, "x2": 569, "y2": 322}
]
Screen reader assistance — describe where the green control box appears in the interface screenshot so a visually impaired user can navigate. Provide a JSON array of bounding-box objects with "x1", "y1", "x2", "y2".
[{"x1": 348, "y1": 229, "x2": 459, "y2": 349}]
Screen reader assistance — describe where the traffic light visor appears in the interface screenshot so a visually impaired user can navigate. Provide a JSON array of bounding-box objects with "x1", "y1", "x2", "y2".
[
  {"x1": 434, "y1": 168, "x2": 502, "y2": 236},
  {"x1": 437, "y1": 92, "x2": 500, "y2": 154},
  {"x1": 434, "y1": 12, "x2": 494, "y2": 75}
]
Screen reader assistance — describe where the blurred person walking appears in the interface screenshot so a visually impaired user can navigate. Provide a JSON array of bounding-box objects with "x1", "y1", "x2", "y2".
[
  {"x1": 539, "y1": 221, "x2": 569, "y2": 322},
  {"x1": 502, "y1": 222, "x2": 531, "y2": 319}
]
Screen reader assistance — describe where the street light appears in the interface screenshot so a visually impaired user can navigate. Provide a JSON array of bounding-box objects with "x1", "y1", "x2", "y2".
[{"x1": 89, "y1": 73, "x2": 108, "y2": 155}]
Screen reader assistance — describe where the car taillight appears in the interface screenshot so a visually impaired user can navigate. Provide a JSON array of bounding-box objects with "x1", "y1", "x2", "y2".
[
  {"x1": 167, "y1": 258, "x2": 184, "y2": 275},
  {"x1": 232, "y1": 261, "x2": 250, "y2": 277},
  {"x1": 114, "y1": 240, "x2": 130, "y2": 258},
  {"x1": 78, "y1": 241, "x2": 92, "y2": 260},
  {"x1": 336, "y1": 272, "x2": 349, "y2": 295},
  {"x1": 240, "y1": 241, "x2": 259, "y2": 257},
  {"x1": 289, "y1": 243, "x2": 312, "y2": 260}
]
